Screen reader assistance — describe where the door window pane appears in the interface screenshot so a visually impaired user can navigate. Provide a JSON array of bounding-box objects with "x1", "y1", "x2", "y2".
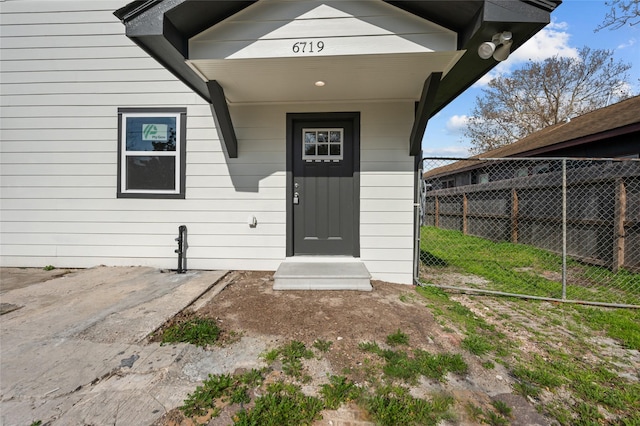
[{"x1": 302, "y1": 128, "x2": 343, "y2": 161}]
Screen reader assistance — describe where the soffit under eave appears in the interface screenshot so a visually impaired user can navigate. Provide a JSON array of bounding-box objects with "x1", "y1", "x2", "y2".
[
  {"x1": 116, "y1": 0, "x2": 556, "y2": 108},
  {"x1": 185, "y1": 1, "x2": 462, "y2": 104}
]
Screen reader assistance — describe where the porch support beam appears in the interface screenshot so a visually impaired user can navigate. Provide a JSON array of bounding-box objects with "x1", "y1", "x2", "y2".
[
  {"x1": 410, "y1": 72, "x2": 442, "y2": 156},
  {"x1": 207, "y1": 80, "x2": 238, "y2": 158}
]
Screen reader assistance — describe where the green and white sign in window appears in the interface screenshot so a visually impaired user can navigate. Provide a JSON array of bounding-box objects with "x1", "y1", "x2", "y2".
[{"x1": 117, "y1": 108, "x2": 187, "y2": 199}]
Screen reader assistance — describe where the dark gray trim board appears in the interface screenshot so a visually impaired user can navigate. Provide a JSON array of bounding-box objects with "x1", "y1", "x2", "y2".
[
  {"x1": 207, "y1": 80, "x2": 238, "y2": 158},
  {"x1": 410, "y1": 72, "x2": 442, "y2": 156}
]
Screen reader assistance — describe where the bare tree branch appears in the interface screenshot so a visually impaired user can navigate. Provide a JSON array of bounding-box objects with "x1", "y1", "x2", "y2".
[
  {"x1": 596, "y1": 0, "x2": 640, "y2": 31},
  {"x1": 464, "y1": 48, "x2": 631, "y2": 155}
]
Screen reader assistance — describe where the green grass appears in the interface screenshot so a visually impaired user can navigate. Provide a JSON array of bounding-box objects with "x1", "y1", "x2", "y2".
[
  {"x1": 366, "y1": 385, "x2": 454, "y2": 426},
  {"x1": 234, "y1": 382, "x2": 324, "y2": 426},
  {"x1": 312, "y1": 339, "x2": 333, "y2": 353},
  {"x1": 461, "y1": 334, "x2": 493, "y2": 355},
  {"x1": 359, "y1": 342, "x2": 467, "y2": 384},
  {"x1": 416, "y1": 231, "x2": 640, "y2": 425},
  {"x1": 261, "y1": 340, "x2": 315, "y2": 378},
  {"x1": 572, "y1": 305, "x2": 640, "y2": 350},
  {"x1": 319, "y1": 375, "x2": 362, "y2": 409},
  {"x1": 419, "y1": 226, "x2": 640, "y2": 304},
  {"x1": 386, "y1": 329, "x2": 410, "y2": 346},
  {"x1": 161, "y1": 317, "x2": 221, "y2": 347}
]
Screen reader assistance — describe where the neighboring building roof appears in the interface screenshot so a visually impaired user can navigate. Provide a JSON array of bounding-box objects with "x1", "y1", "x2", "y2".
[
  {"x1": 425, "y1": 95, "x2": 640, "y2": 177},
  {"x1": 479, "y1": 95, "x2": 640, "y2": 158}
]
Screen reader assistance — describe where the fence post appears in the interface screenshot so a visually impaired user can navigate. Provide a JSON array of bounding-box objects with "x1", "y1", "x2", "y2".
[
  {"x1": 613, "y1": 178, "x2": 627, "y2": 273},
  {"x1": 562, "y1": 159, "x2": 567, "y2": 300},
  {"x1": 511, "y1": 188, "x2": 519, "y2": 244},
  {"x1": 462, "y1": 193, "x2": 468, "y2": 235}
]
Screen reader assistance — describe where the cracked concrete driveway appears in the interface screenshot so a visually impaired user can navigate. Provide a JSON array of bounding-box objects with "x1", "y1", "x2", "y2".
[{"x1": 0, "y1": 266, "x2": 228, "y2": 426}]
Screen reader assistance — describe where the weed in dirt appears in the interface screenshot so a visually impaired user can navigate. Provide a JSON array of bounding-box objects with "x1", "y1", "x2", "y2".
[
  {"x1": 466, "y1": 402, "x2": 484, "y2": 421},
  {"x1": 572, "y1": 305, "x2": 640, "y2": 350},
  {"x1": 43, "y1": 265, "x2": 55, "y2": 271},
  {"x1": 181, "y1": 373, "x2": 233, "y2": 417},
  {"x1": 465, "y1": 401, "x2": 511, "y2": 425},
  {"x1": 261, "y1": 348, "x2": 279, "y2": 363},
  {"x1": 461, "y1": 334, "x2": 493, "y2": 355},
  {"x1": 359, "y1": 343, "x2": 467, "y2": 384},
  {"x1": 386, "y1": 329, "x2": 410, "y2": 346},
  {"x1": 512, "y1": 381, "x2": 540, "y2": 399},
  {"x1": 574, "y1": 401, "x2": 604, "y2": 425},
  {"x1": 233, "y1": 382, "x2": 323, "y2": 426},
  {"x1": 312, "y1": 339, "x2": 333, "y2": 353},
  {"x1": 399, "y1": 292, "x2": 419, "y2": 303},
  {"x1": 261, "y1": 341, "x2": 315, "y2": 379},
  {"x1": 492, "y1": 400, "x2": 512, "y2": 418},
  {"x1": 482, "y1": 360, "x2": 495, "y2": 369},
  {"x1": 319, "y1": 375, "x2": 363, "y2": 409},
  {"x1": 161, "y1": 317, "x2": 220, "y2": 347},
  {"x1": 280, "y1": 341, "x2": 314, "y2": 378},
  {"x1": 366, "y1": 385, "x2": 454, "y2": 426},
  {"x1": 512, "y1": 361, "x2": 564, "y2": 389},
  {"x1": 484, "y1": 410, "x2": 509, "y2": 426}
]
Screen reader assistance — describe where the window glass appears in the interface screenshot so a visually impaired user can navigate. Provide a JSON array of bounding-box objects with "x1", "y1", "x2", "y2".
[
  {"x1": 126, "y1": 156, "x2": 176, "y2": 190},
  {"x1": 125, "y1": 116, "x2": 177, "y2": 151},
  {"x1": 302, "y1": 128, "x2": 343, "y2": 161},
  {"x1": 118, "y1": 108, "x2": 186, "y2": 198}
]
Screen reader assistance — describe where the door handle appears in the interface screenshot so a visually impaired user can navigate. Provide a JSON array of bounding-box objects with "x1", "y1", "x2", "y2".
[{"x1": 293, "y1": 192, "x2": 300, "y2": 205}]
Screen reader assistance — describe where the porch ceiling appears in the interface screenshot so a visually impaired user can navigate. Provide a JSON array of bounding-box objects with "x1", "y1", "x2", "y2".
[
  {"x1": 115, "y1": 0, "x2": 560, "y2": 113},
  {"x1": 115, "y1": 0, "x2": 561, "y2": 157},
  {"x1": 188, "y1": 51, "x2": 463, "y2": 104}
]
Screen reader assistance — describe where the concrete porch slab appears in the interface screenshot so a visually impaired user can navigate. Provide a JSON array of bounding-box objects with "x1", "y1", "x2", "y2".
[{"x1": 273, "y1": 259, "x2": 372, "y2": 291}]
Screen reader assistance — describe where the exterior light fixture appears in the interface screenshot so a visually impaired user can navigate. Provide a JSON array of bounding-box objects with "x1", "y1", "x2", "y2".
[
  {"x1": 478, "y1": 31, "x2": 513, "y2": 61},
  {"x1": 314, "y1": 80, "x2": 326, "y2": 87}
]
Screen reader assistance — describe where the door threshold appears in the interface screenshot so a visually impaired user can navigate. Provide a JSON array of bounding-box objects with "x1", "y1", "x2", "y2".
[{"x1": 284, "y1": 256, "x2": 362, "y2": 263}]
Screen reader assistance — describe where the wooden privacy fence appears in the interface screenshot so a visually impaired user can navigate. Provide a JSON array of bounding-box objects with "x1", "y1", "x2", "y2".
[{"x1": 421, "y1": 158, "x2": 640, "y2": 273}]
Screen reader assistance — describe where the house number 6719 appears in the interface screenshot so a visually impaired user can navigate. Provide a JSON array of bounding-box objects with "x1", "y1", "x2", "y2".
[{"x1": 292, "y1": 41, "x2": 325, "y2": 54}]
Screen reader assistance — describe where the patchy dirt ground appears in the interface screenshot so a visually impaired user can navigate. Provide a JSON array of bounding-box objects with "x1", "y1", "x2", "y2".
[{"x1": 153, "y1": 271, "x2": 556, "y2": 426}]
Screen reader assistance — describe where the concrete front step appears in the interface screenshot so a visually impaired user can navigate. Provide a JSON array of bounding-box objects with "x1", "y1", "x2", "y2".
[{"x1": 273, "y1": 259, "x2": 372, "y2": 291}]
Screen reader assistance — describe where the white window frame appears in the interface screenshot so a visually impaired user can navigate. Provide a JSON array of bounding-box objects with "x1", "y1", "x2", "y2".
[{"x1": 117, "y1": 108, "x2": 186, "y2": 199}]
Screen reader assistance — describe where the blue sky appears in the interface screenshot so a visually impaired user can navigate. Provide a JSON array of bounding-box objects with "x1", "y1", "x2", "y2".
[{"x1": 423, "y1": 0, "x2": 640, "y2": 157}]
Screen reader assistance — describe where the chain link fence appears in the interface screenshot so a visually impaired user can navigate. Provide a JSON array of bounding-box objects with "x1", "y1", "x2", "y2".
[{"x1": 416, "y1": 157, "x2": 640, "y2": 308}]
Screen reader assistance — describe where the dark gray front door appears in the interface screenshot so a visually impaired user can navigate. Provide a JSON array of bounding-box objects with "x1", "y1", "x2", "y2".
[{"x1": 288, "y1": 113, "x2": 360, "y2": 256}]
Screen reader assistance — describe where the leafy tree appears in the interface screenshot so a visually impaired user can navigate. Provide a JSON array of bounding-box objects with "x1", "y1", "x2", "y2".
[
  {"x1": 597, "y1": 0, "x2": 640, "y2": 31},
  {"x1": 464, "y1": 47, "x2": 631, "y2": 154}
]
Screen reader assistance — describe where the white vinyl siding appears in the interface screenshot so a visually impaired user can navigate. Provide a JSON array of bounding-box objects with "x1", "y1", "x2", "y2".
[
  {"x1": 0, "y1": 1, "x2": 285, "y2": 271},
  {"x1": 1, "y1": 1, "x2": 415, "y2": 283},
  {"x1": 231, "y1": 102, "x2": 415, "y2": 284}
]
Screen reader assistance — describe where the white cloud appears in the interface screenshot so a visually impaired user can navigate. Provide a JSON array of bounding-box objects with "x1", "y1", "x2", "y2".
[
  {"x1": 445, "y1": 115, "x2": 469, "y2": 134},
  {"x1": 422, "y1": 145, "x2": 471, "y2": 157},
  {"x1": 510, "y1": 20, "x2": 579, "y2": 62},
  {"x1": 617, "y1": 38, "x2": 636, "y2": 49}
]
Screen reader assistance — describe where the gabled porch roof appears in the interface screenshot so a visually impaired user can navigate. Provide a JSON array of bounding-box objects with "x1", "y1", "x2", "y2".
[{"x1": 115, "y1": 0, "x2": 560, "y2": 157}]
